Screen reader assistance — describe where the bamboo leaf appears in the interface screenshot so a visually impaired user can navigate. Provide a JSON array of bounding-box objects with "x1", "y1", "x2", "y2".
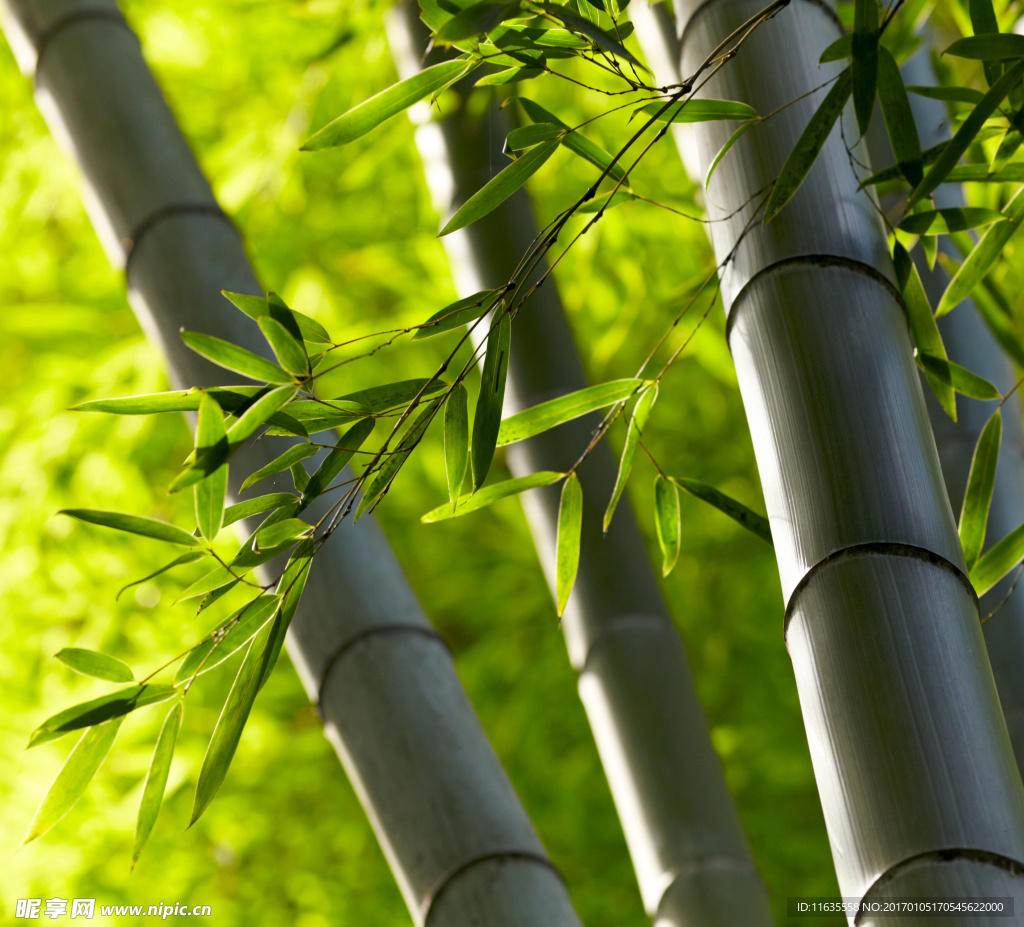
[
  {"x1": 29, "y1": 685, "x2": 177, "y2": 748},
  {"x1": 132, "y1": 701, "x2": 182, "y2": 867},
  {"x1": 174, "y1": 596, "x2": 283, "y2": 684},
  {"x1": 535, "y1": 2, "x2": 644, "y2": 68},
  {"x1": 25, "y1": 720, "x2": 122, "y2": 843},
  {"x1": 604, "y1": 383, "x2": 657, "y2": 532},
  {"x1": 445, "y1": 384, "x2": 469, "y2": 507},
  {"x1": 194, "y1": 394, "x2": 228, "y2": 542},
  {"x1": 437, "y1": 1, "x2": 520, "y2": 43},
  {"x1": 412, "y1": 290, "x2": 500, "y2": 340},
  {"x1": 877, "y1": 46, "x2": 923, "y2": 187},
  {"x1": 899, "y1": 207, "x2": 1006, "y2": 235},
  {"x1": 241, "y1": 445, "x2": 318, "y2": 492},
  {"x1": 968, "y1": 0, "x2": 1004, "y2": 88},
  {"x1": 971, "y1": 521, "x2": 1024, "y2": 595},
  {"x1": 233, "y1": 290, "x2": 333, "y2": 345},
  {"x1": 518, "y1": 98, "x2": 628, "y2": 183},
  {"x1": 706, "y1": 120, "x2": 756, "y2": 188},
  {"x1": 764, "y1": 68, "x2": 852, "y2": 223},
  {"x1": 223, "y1": 493, "x2": 298, "y2": 528},
  {"x1": 654, "y1": 475, "x2": 681, "y2": 577},
  {"x1": 180, "y1": 331, "x2": 293, "y2": 385},
  {"x1": 260, "y1": 539, "x2": 316, "y2": 689},
  {"x1": 639, "y1": 99, "x2": 758, "y2": 124},
  {"x1": 497, "y1": 379, "x2": 647, "y2": 446},
  {"x1": 672, "y1": 477, "x2": 773, "y2": 545},
  {"x1": 475, "y1": 66, "x2": 543, "y2": 86},
  {"x1": 221, "y1": 290, "x2": 268, "y2": 319},
  {"x1": 937, "y1": 186, "x2": 1024, "y2": 316},
  {"x1": 894, "y1": 242, "x2": 956, "y2": 420},
  {"x1": 506, "y1": 123, "x2": 563, "y2": 152},
  {"x1": 916, "y1": 355, "x2": 1001, "y2": 400},
  {"x1": 254, "y1": 518, "x2": 312, "y2": 552},
  {"x1": 908, "y1": 58, "x2": 1024, "y2": 208},
  {"x1": 116, "y1": 550, "x2": 206, "y2": 601},
  {"x1": 422, "y1": 471, "x2": 565, "y2": 522},
  {"x1": 471, "y1": 311, "x2": 511, "y2": 489},
  {"x1": 852, "y1": 0, "x2": 879, "y2": 136},
  {"x1": 960, "y1": 410, "x2": 1002, "y2": 570},
  {"x1": 555, "y1": 473, "x2": 582, "y2": 615},
  {"x1": 325, "y1": 378, "x2": 448, "y2": 410},
  {"x1": 819, "y1": 33, "x2": 852, "y2": 63},
  {"x1": 301, "y1": 418, "x2": 376, "y2": 506},
  {"x1": 71, "y1": 389, "x2": 204, "y2": 415},
  {"x1": 190, "y1": 619, "x2": 278, "y2": 826},
  {"x1": 489, "y1": 23, "x2": 589, "y2": 49},
  {"x1": 945, "y1": 34, "x2": 1024, "y2": 62},
  {"x1": 60, "y1": 510, "x2": 200, "y2": 547},
  {"x1": 356, "y1": 399, "x2": 442, "y2": 519},
  {"x1": 55, "y1": 649, "x2": 133, "y2": 683},
  {"x1": 440, "y1": 139, "x2": 559, "y2": 236},
  {"x1": 258, "y1": 317, "x2": 309, "y2": 379},
  {"x1": 302, "y1": 60, "x2": 475, "y2": 150},
  {"x1": 906, "y1": 85, "x2": 984, "y2": 104},
  {"x1": 578, "y1": 190, "x2": 635, "y2": 212}
]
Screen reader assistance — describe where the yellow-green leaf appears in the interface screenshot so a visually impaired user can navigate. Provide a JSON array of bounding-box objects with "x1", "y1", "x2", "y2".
[
  {"x1": 445, "y1": 384, "x2": 469, "y2": 508},
  {"x1": 180, "y1": 331, "x2": 293, "y2": 384},
  {"x1": 673, "y1": 476, "x2": 773, "y2": 545},
  {"x1": 604, "y1": 383, "x2": 657, "y2": 532},
  {"x1": 60, "y1": 510, "x2": 200, "y2": 547},
  {"x1": 422, "y1": 471, "x2": 565, "y2": 522},
  {"x1": 555, "y1": 473, "x2": 582, "y2": 616},
  {"x1": 471, "y1": 312, "x2": 511, "y2": 489},
  {"x1": 55, "y1": 649, "x2": 133, "y2": 683},
  {"x1": 654, "y1": 475, "x2": 680, "y2": 577},
  {"x1": 960, "y1": 410, "x2": 1002, "y2": 570},
  {"x1": 132, "y1": 701, "x2": 182, "y2": 867}
]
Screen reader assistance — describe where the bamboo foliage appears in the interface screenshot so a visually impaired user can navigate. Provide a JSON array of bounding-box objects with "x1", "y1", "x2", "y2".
[
  {"x1": 386, "y1": 5, "x2": 774, "y2": 924},
  {"x1": 2, "y1": 2, "x2": 583, "y2": 924},
  {"x1": 663, "y1": 0, "x2": 1024, "y2": 911}
]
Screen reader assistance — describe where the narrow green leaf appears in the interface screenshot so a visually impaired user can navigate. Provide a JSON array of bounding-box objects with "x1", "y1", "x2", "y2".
[
  {"x1": 302, "y1": 60, "x2": 474, "y2": 150},
  {"x1": 55, "y1": 649, "x2": 133, "y2": 683},
  {"x1": 960, "y1": 410, "x2": 1002, "y2": 570},
  {"x1": 819, "y1": 33, "x2": 852, "y2": 63},
  {"x1": 899, "y1": 207, "x2": 1006, "y2": 235},
  {"x1": 180, "y1": 331, "x2": 293, "y2": 385},
  {"x1": 116, "y1": 550, "x2": 206, "y2": 601},
  {"x1": 937, "y1": 186, "x2": 1024, "y2": 316},
  {"x1": 300, "y1": 418, "x2": 376, "y2": 506},
  {"x1": 326, "y1": 378, "x2": 447, "y2": 410},
  {"x1": 437, "y1": 1, "x2": 519, "y2": 43},
  {"x1": 673, "y1": 477, "x2": 773, "y2": 545},
  {"x1": 497, "y1": 379, "x2": 646, "y2": 446},
  {"x1": 489, "y1": 23, "x2": 589, "y2": 49},
  {"x1": 555, "y1": 473, "x2": 582, "y2": 616},
  {"x1": 174, "y1": 596, "x2": 283, "y2": 684},
  {"x1": 194, "y1": 394, "x2": 228, "y2": 542},
  {"x1": 221, "y1": 290, "x2": 268, "y2": 319},
  {"x1": 290, "y1": 460, "x2": 310, "y2": 493},
  {"x1": 190, "y1": 619, "x2": 278, "y2": 825},
  {"x1": 471, "y1": 311, "x2": 511, "y2": 488},
  {"x1": 969, "y1": 0, "x2": 1004, "y2": 87},
  {"x1": 440, "y1": 139, "x2": 559, "y2": 236},
  {"x1": 764, "y1": 68, "x2": 852, "y2": 223},
  {"x1": 654, "y1": 475, "x2": 681, "y2": 577},
  {"x1": 258, "y1": 540, "x2": 316, "y2": 690},
  {"x1": 223, "y1": 493, "x2": 298, "y2": 528},
  {"x1": 445, "y1": 384, "x2": 470, "y2": 508},
  {"x1": 604, "y1": 383, "x2": 657, "y2": 532},
  {"x1": 519, "y1": 98, "x2": 628, "y2": 183},
  {"x1": 578, "y1": 190, "x2": 635, "y2": 213},
  {"x1": 536, "y1": 2, "x2": 645, "y2": 68},
  {"x1": 252, "y1": 291, "x2": 333, "y2": 345},
  {"x1": 877, "y1": 46, "x2": 923, "y2": 187},
  {"x1": 255, "y1": 518, "x2": 312, "y2": 552},
  {"x1": 258, "y1": 317, "x2": 309, "y2": 378},
  {"x1": 412, "y1": 290, "x2": 500, "y2": 340},
  {"x1": 241, "y1": 445, "x2": 317, "y2": 492},
  {"x1": 858, "y1": 138, "x2": 949, "y2": 188},
  {"x1": 906, "y1": 84, "x2": 985, "y2": 104},
  {"x1": 706, "y1": 120, "x2": 756, "y2": 188},
  {"x1": 356, "y1": 399, "x2": 442, "y2": 519},
  {"x1": 972, "y1": 521, "x2": 1024, "y2": 595},
  {"x1": 908, "y1": 58, "x2": 1024, "y2": 208},
  {"x1": 639, "y1": 99, "x2": 758, "y2": 124},
  {"x1": 25, "y1": 720, "x2": 122, "y2": 843},
  {"x1": 61, "y1": 510, "x2": 200, "y2": 547},
  {"x1": 132, "y1": 702, "x2": 182, "y2": 867},
  {"x1": 852, "y1": 0, "x2": 879, "y2": 136},
  {"x1": 506, "y1": 123, "x2": 563, "y2": 152},
  {"x1": 71, "y1": 389, "x2": 202, "y2": 415},
  {"x1": 945, "y1": 34, "x2": 1024, "y2": 62},
  {"x1": 29, "y1": 685, "x2": 177, "y2": 748},
  {"x1": 475, "y1": 66, "x2": 543, "y2": 86},
  {"x1": 917, "y1": 354, "x2": 1001, "y2": 401},
  {"x1": 894, "y1": 242, "x2": 955, "y2": 420},
  {"x1": 422, "y1": 471, "x2": 565, "y2": 522}
]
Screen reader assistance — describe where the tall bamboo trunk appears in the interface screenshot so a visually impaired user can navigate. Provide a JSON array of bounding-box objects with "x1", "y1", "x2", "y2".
[
  {"x1": 386, "y1": 6, "x2": 773, "y2": 925},
  {"x1": 661, "y1": 0, "x2": 1024, "y2": 917},
  {"x1": 1, "y1": 3, "x2": 582, "y2": 924}
]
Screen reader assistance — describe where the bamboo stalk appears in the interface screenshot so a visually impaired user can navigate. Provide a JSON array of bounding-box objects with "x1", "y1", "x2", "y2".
[
  {"x1": 386, "y1": 5, "x2": 773, "y2": 925},
  {"x1": 661, "y1": 0, "x2": 1024, "y2": 915},
  {"x1": 1, "y1": 3, "x2": 583, "y2": 924}
]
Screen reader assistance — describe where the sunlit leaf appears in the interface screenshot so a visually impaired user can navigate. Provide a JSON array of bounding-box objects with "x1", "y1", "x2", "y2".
[
  {"x1": 222, "y1": 494, "x2": 298, "y2": 528},
  {"x1": 25, "y1": 720, "x2": 122, "y2": 843},
  {"x1": 639, "y1": 99, "x2": 758, "y2": 124},
  {"x1": 132, "y1": 702, "x2": 182, "y2": 867},
  {"x1": 764, "y1": 68, "x2": 852, "y2": 223},
  {"x1": 301, "y1": 418, "x2": 376, "y2": 506},
  {"x1": 654, "y1": 475, "x2": 680, "y2": 577},
  {"x1": 604, "y1": 383, "x2": 657, "y2": 532},
  {"x1": 258, "y1": 317, "x2": 309, "y2": 379},
  {"x1": 899, "y1": 207, "x2": 1005, "y2": 235},
  {"x1": 945, "y1": 34, "x2": 1024, "y2": 62},
  {"x1": 971, "y1": 521, "x2": 1024, "y2": 596},
  {"x1": 29, "y1": 685, "x2": 177, "y2": 747},
  {"x1": 302, "y1": 60, "x2": 476, "y2": 150},
  {"x1": 255, "y1": 517, "x2": 312, "y2": 552},
  {"x1": 55, "y1": 649, "x2": 133, "y2": 683},
  {"x1": 180, "y1": 331, "x2": 293, "y2": 385},
  {"x1": 441, "y1": 139, "x2": 560, "y2": 236},
  {"x1": 475, "y1": 66, "x2": 543, "y2": 86},
  {"x1": 578, "y1": 190, "x2": 635, "y2": 212},
  {"x1": 437, "y1": 1, "x2": 520, "y2": 43},
  {"x1": 174, "y1": 596, "x2": 283, "y2": 684},
  {"x1": 555, "y1": 472, "x2": 582, "y2": 616},
  {"x1": 506, "y1": 123, "x2": 563, "y2": 153},
  {"x1": 258, "y1": 539, "x2": 316, "y2": 689},
  {"x1": 916, "y1": 355, "x2": 1001, "y2": 401},
  {"x1": 673, "y1": 477, "x2": 772, "y2": 545},
  {"x1": 241, "y1": 445, "x2": 318, "y2": 492},
  {"x1": 519, "y1": 98, "x2": 628, "y2": 182},
  {"x1": 412, "y1": 290, "x2": 500, "y2": 340},
  {"x1": 471, "y1": 311, "x2": 511, "y2": 488},
  {"x1": 116, "y1": 550, "x2": 206, "y2": 601},
  {"x1": 194, "y1": 393, "x2": 228, "y2": 542},
  {"x1": 60, "y1": 510, "x2": 200, "y2": 547},
  {"x1": 445, "y1": 384, "x2": 469, "y2": 508},
  {"x1": 536, "y1": 2, "x2": 645, "y2": 68},
  {"x1": 960, "y1": 410, "x2": 1002, "y2": 570},
  {"x1": 706, "y1": 120, "x2": 756, "y2": 187},
  {"x1": 422, "y1": 471, "x2": 565, "y2": 522}
]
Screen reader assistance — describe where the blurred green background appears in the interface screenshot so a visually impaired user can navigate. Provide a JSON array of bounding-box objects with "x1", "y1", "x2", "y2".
[{"x1": 0, "y1": 0, "x2": 841, "y2": 924}]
